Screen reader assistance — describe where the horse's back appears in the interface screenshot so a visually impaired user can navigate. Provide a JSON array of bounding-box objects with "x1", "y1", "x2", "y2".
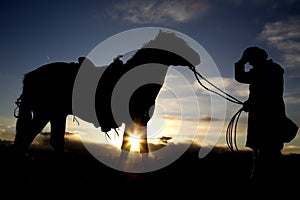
[{"x1": 22, "y1": 62, "x2": 80, "y2": 115}]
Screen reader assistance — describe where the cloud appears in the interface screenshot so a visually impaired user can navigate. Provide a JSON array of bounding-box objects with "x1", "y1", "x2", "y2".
[
  {"x1": 284, "y1": 96, "x2": 300, "y2": 105},
  {"x1": 0, "y1": 124, "x2": 15, "y2": 141},
  {"x1": 283, "y1": 87, "x2": 300, "y2": 106},
  {"x1": 159, "y1": 114, "x2": 220, "y2": 122},
  {"x1": 257, "y1": 16, "x2": 300, "y2": 68},
  {"x1": 109, "y1": 0, "x2": 210, "y2": 24},
  {"x1": 199, "y1": 114, "x2": 221, "y2": 122}
]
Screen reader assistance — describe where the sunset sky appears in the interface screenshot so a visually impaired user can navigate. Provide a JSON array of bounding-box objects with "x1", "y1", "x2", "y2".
[{"x1": 1, "y1": 0, "x2": 300, "y2": 155}]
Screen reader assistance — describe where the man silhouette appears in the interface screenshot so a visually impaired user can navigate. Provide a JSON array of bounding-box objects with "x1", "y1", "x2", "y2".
[{"x1": 234, "y1": 46, "x2": 286, "y2": 184}]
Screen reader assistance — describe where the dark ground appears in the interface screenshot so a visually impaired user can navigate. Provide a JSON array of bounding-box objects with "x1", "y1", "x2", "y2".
[{"x1": 0, "y1": 140, "x2": 299, "y2": 198}]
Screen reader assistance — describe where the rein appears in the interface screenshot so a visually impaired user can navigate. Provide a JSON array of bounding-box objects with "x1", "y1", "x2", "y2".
[{"x1": 188, "y1": 66, "x2": 244, "y2": 153}]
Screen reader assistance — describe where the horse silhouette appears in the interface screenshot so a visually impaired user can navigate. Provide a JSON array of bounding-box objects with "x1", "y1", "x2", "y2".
[{"x1": 13, "y1": 30, "x2": 200, "y2": 155}]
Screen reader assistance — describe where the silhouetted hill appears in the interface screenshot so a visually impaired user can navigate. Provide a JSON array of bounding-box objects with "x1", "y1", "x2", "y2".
[{"x1": 0, "y1": 139, "x2": 299, "y2": 198}]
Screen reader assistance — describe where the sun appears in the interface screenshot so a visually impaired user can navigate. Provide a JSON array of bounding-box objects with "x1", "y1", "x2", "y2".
[{"x1": 128, "y1": 133, "x2": 141, "y2": 152}]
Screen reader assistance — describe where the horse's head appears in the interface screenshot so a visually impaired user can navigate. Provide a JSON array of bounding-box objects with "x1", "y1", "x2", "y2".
[{"x1": 125, "y1": 29, "x2": 200, "y2": 69}]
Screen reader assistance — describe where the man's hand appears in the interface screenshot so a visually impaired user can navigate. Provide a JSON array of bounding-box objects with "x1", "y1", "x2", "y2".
[{"x1": 234, "y1": 60, "x2": 246, "y2": 68}]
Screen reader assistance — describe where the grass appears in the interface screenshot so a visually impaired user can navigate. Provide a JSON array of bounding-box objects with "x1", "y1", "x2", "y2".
[{"x1": 0, "y1": 139, "x2": 299, "y2": 198}]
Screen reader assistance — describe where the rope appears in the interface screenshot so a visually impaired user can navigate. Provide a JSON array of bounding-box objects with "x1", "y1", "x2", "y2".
[
  {"x1": 189, "y1": 66, "x2": 245, "y2": 153},
  {"x1": 190, "y1": 66, "x2": 243, "y2": 105},
  {"x1": 226, "y1": 107, "x2": 243, "y2": 152}
]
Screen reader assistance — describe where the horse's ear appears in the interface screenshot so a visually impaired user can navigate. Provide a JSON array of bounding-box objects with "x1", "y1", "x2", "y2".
[{"x1": 78, "y1": 57, "x2": 96, "y2": 68}]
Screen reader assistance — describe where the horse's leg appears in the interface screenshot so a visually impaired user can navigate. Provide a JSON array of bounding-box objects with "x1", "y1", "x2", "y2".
[
  {"x1": 49, "y1": 115, "x2": 67, "y2": 154},
  {"x1": 14, "y1": 111, "x2": 49, "y2": 155},
  {"x1": 14, "y1": 97, "x2": 48, "y2": 154},
  {"x1": 121, "y1": 131, "x2": 132, "y2": 152},
  {"x1": 136, "y1": 113, "x2": 150, "y2": 154},
  {"x1": 14, "y1": 100, "x2": 32, "y2": 151},
  {"x1": 121, "y1": 116, "x2": 149, "y2": 153},
  {"x1": 139, "y1": 125, "x2": 149, "y2": 154}
]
